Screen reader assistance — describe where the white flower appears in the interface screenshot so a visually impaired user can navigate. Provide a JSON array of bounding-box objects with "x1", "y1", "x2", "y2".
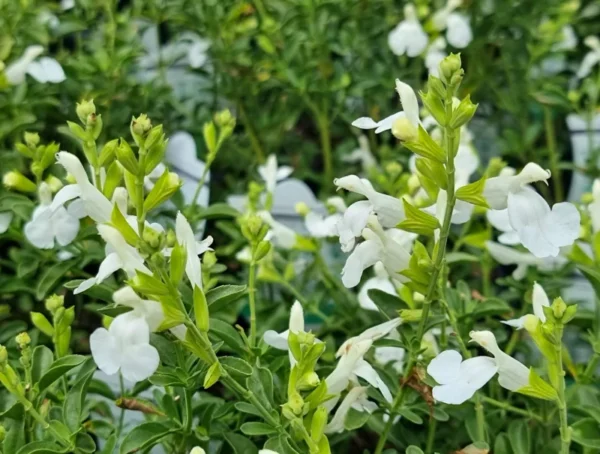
[
  {"x1": 187, "y1": 36, "x2": 210, "y2": 68},
  {"x1": 577, "y1": 36, "x2": 600, "y2": 79},
  {"x1": 333, "y1": 319, "x2": 401, "y2": 403},
  {"x1": 334, "y1": 176, "x2": 405, "y2": 251},
  {"x1": 75, "y1": 225, "x2": 151, "y2": 294},
  {"x1": 113, "y1": 286, "x2": 165, "y2": 332},
  {"x1": 485, "y1": 241, "x2": 567, "y2": 280},
  {"x1": 388, "y1": 4, "x2": 429, "y2": 57},
  {"x1": 175, "y1": 212, "x2": 213, "y2": 290},
  {"x1": 483, "y1": 163, "x2": 550, "y2": 210},
  {"x1": 61, "y1": 0, "x2": 75, "y2": 10},
  {"x1": 342, "y1": 135, "x2": 377, "y2": 172},
  {"x1": 0, "y1": 212, "x2": 13, "y2": 234},
  {"x1": 51, "y1": 152, "x2": 113, "y2": 224},
  {"x1": 304, "y1": 211, "x2": 342, "y2": 238},
  {"x1": 425, "y1": 38, "x2": 447, "y2": 77},
  {"x1": 24, "y1": 182, "x2": 80, "y2": 249},
  {"x1": 506, "y1": 186, "x2": 580, "y2": 258},
  {"x1": 374, "y1": 331, "x2": 405, "y2": 374},
  {"x1": 258, "y1": 154, "x2": 293, "y2": 193},
  {"x1": 341, "y1": 216, "x2": 411, "y2": 288},
  {"x1": 325, "y1": 339, "x2": 373, "y2": 396},
  {"x1": 469, "y1": 330, "x2": 530, "y2": 392},
  {"x1": 427, "y1": 350, "x2": 497, "y2": 404},
  {"x1": 263, "y1": 301, "x2": 305, "y2": 367},
  {"x1": 358, "y1": 262, "x2": 397, "y2": 311},
  {"x1": 325, "y1": 386, "x2": 377, "y2": 434},
  {"x1": 432, "y1": 0, "x2": 472, "y2": 48},
  {"x1": 502, "y1": 282, "x2": 550, "y2": 330},
  {"x1": 5, "y1": 45, "x2": 65, "y2": 85},
  {"x1": 90, "y1": 312, "x2": 159, "y2": 383},
  {"x1": 352, "y1": 79, "x2": 420, "y2": 135},
  {"x1": 486, "y1": 208, "x2": 519, "y2": 245},
  {"x1": 258, "y1": 211, "x2": 297, "y2": 249}
]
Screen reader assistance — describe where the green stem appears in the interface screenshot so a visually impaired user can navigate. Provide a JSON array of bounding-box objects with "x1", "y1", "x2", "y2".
[
  {"x1": 248, "y1": 249, "x2": 258, "y2": 349},
  {"x1": 188, "y1": 166, "x2": 211, "y2": 215},
  {"x1": 475, "y1": 395, "x2": 486, "y2": 442},
  {"x1": 554, "y1": 325, "x2": 572, "y2": 454},
  {"x1": 17, "y1": 395, "x2": 72, "y2": 448},
  {"x1": 182, "y1": 387, "x2": 193, "y2": 434},
  {"x1": 135, "y1": 147, "x2": 147, "y2": 236},
  {"x1": 374, "y1": 85, "x2": 458, "y2": 454},
  {"x1": 316, "y1": 113, "x2": 333, "y2": 190},
  {"x1": 581, "y1": 352, "x2": 600, "y2": 383},
  {"x1": 544, "y1": 106, "x2": 563, "y2": 202},
  {"x1": 238, "y1": 102, "x2": 265, "y2": 163},
  {"x1": 425, "y1": 416, "x2": 437, "y2": 454},
  {"x1": 480, "y1": 396, "x2": 544, "y2": 422}
]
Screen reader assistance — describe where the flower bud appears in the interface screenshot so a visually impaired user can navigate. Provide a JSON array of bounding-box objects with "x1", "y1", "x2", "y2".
[
  {"x1": 166, "y1": 230, "x2": 177, "y2": 247},
  {"x1": 143, "y1": 171, "x2": 181, "y2": 212},
  {"x1": 311, "y1": 406, "x2": 328, "y2": 442},
  {"x1": 144, "y1": 125, "x2": 164, "y2": 151},
  {"x1": 45, "y1": 294, "x2": 64, "y2": 313},
  {"x1": 115, "y1": 139, "x2": 139, "y2": 175},
  {"x1": 142, "y1": 227, "x2": 161, "y2": 249},
  {"x1": 245, "y1": 214, "x2": 264, "y2": 239},
  {"x1": 44, "y1": 175, "x2": 63, "y2": 193},
  {"x1": 24, "y1": 131, "x2": 40, "y2": 148},
  {"x1": 190, "y1": 448, "x2": 206, "y2": 454},
  {"x1": 203, "y1": 251, "x2": 217, "y2": 268},
  {"x1": 295, "y1": 201, "x2": 310, "y2": 216},
  {"x1": 288, "y1": 392, "x2": 305, "y2": 416},
  {"x1": 439, "y1": 53, "x2": 463, "y2": 88},
  {"x1": 203, "y1": 121, "x2": 217, "y2": 155},
  {"x1": 254, "y1": 240, "x2": 271, "y2": 262},
  {"x1": 3, "y1": 171, "x2": 37, "y2": 193},
  {"x1": 76, "y1": 99, "x2": 96, "y2": 125},
  {"x1": 214, "y1": 109, "x2": 236, "y2": 129},
  {"x1": 551, "y1": 297, "x2": 567, "y2": 320},
  {"x1": 131, "y1": 114, "x2": 152, "y2": 145},
  {"x1": 0, "y1": 345, "x2": 7, "y2": 365},
  {"x1": 16, "y1": 332, "x2": 31, "y2": 349},
  {"x1": 392, "y1": 117, "x2": 418, "y2": 142},
  {"x1": 449, "y1": 95, "x2": 478, "y2": 129},
  {"x1": 297, "y1": 371, "x2": 320, "y2": 390},
  {"x1": 98, "y1": 139, "x2": 119, "y2": 166},
  {"x1": 0, "y1": 425, "x2": 5, "y2": 442},
  {"x1": 399, "y1": 309, "x2": 423, "y2": 322},
  {"x1": 203, "y1": 362, "x2": 221, "y2": 389}
]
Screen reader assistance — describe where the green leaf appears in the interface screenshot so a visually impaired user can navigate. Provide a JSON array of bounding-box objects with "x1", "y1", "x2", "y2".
[
  {"x1": 131, "y1": 271, "x2": 170, "y2": 296},
  {"x1": 470, "y1": 298, "x2": 512, "y2": 318},
  {"x1": 119, "y1": 422, "x2": 176, "y2": 454},
  {"x1": 31, "y1": 345, "x2": 54, "y2": 385},
  {"x1": 344, "y1": 407, "x2": 371, "y2": 430},
  {"x1": 208, "y1": 318, "x2": 246, "y2": 355},
  {"x1": 223, "y1": 433, "x2": 258, "y2": 454},
  {"x1": 63, "y1": 358, "x2": 96, "y2": 433},
  {"x1": 74, "y1": 432, "x2": 97, "y2": 453},
  {"x1": 493, "y1": 433, "x2": 512, "y2": 454},
  {"x1": 398, "y1": 408, "x2": 424, "y2": 424},
  {"x1": 406, "y1": 446, "x2": 425, "y2": 454},
  {"x1": 31, "y1": 312, "x2": 54, "y2": 337},
  {"x1": 246, "y1": 366, "x2": 276, "y2": 412},
  {"x1": 37, "y1": 355, "x2": 87, "y2": 393},
  {"x1": 571, "y1": 418, "x2": 600, "y2": 448},
  {"x1": 508, "y1": 419, "x2": 531, "y2": 454},
  {"x1": 3, "y1": 404, "x2": 25, "y2": 453},
  {"x1": 110, "y1": 204, "x2": 139, "y2": 246},
  {"x1": 397, "y1": 199, "x2": 440, "y2": 236},
  {"x1": 36, "y1": 260, "x2": 78, "y2": 300},
  {"x1": 221, "y1": 356, "x2": 253, "y2": 378},
  {"x1": 403, "y1": 125, "x2": 446, "y2": 163},
  {"x1": 367, "y1": 288, "x2": 409, "y2": 318},
  {"x1": 206, "y1": 285, "x2": 247, "y2": 312},
  {"x1": 455, "y1": 177, "x2": 488, "y2": 207},
  {"x1": 17, "y1": 257, "x2": 40, "y2": 278},
  {"x1": 235, "y1": 402, "x2": 262, "y2": 417},
  {"x1": 445, "y1": 252, "x2": 480, "y2": 263},
  {"x1": 240, "y1": 422, "x2": 278, "y2": 436},
  {"x1": 517, "y1": 368, "x2": 558, "y2": 401},
  {"x1": 16, "y1": 442, "x2": 68, "y2": 454}
]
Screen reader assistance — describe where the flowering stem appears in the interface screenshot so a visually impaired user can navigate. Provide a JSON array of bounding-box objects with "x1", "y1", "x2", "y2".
[
  {"x1": 425, "y1": 416, "x2": 437, "y2": 454},
  {"x1": 374, "y1": 84, "x2": 458, "y2": 454},
  {"x1": 543, "y1": 106, "x2": 564, "y2": 203},
  {"x1": 136, "y1": 146, "x2": 147, "y2": 236},
  {"x1": 316, "y1": 112, "x2": 333, "y2": 191},
  {"x1": 553, "y1": 324, "x2": 572, "y2": 454},
  {"x1": 188, "y1": 166, "x2": 211, "y2": 216},
  {"x1": 248, "y1": 246, "x2": 258, "y2": 349},
  {"x1": 16, "y1": 394, "x2": 72, "y2": 449}
]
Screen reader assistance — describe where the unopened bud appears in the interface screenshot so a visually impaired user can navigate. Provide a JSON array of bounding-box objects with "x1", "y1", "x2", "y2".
[
  {"x1": 131, "y1": 114, "x2": 152, "y2": 139},
  {"x1": 523, "y1": 314, "x2": 540, "y2": 333},
  {"x1": 166, "y1": 230, "x2": 177, "y2": 247},
  {"x1": 45, "y1": 175, "x2": 63, "y2": 192},
  {"x1": 203, "y1": 251, "x2": 217, "y2": 268},
  {"x1": 385, "y1": 161, "x2": 403, "y2": 176},
  {"x1": 399, "y1": 309, "x2": 423, "y2": 322},
  {"x1": 214, "y1": 109, "x2": 235, "y2": 129},
  {"x1": 0, "y1": 345, "x2": 7, "y2": 365},
  {"x1": 245, "y1": 214, "x2": 263, "y2": 238},
  {"x1": 288, "y1": 392, "x2": 305, "y2": 416},
  {"x1": 392, "y1": 117, "x2": 418, "y2": 142},
  {"x1": 16, "y1": 332, "x2": 31, "y2": 348},
  {"x1": 45, "y1": 294, "x2": 64, "y2": 313},
  {"x1": 295, "y1": 202, "x2": 310, "y2": 216},
  {"x1": 142, "y1": 227, "x2": 161, "y2": 249},
  {"x1": 190, "y1": 448, "x2": 205, "y2": 454},
  {"x1": 24, "y1": 131, "x2": 40, "y2": 148},
  {"x1": 297, "y1": 371, "x2": 320, "y2": 390},
  {"x1": 551, "y1": 297, "x2": 567, "y2": 320},
  {"x1": 311, "y1": 406, "x2": 328, "y2": 442},
  {"x1": 0, "y1": 425, "x2": 5, "y2": 442},
  {"x1": 3, "y1": 171, "x2": 37, "y2": 193},
  {"x1": 439, "y1": 53, "x2": 462, "y2": 84},
  {"x1": 76, "y1": 99, "x2": 96, "y2": 125}
]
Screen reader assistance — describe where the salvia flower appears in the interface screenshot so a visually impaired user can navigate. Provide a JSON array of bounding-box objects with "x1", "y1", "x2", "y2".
[
  {"x1": 258, "y1": 154, "x2": 293, "y2": 194},
  {"x1": 502, "y1": 282, "x2": 549, "y2": 330},
  {"x1": 24, "y1": 182, "x2": 79, "y2": 249},
  {"x1": 325, "y1": 386, "x2": 377, "y2": 434},
  {"x1": 263, "y1": 301, "x2": 306, "y2": 366},
  {"x1": 175, "y1": 212, "x2": 213, "y2": 290},
  {"x1": 485, "y1": 241, "x2": 567, "y2": 280},
  {"x1": 431, "y1": 0, "x2": 473, "y2": 49},
  {"x1": 5, "y1": 45, "x2": 66, "y2": 85},
  {"x1": 388, "y1": 4, "x2": 429, "y2": 57},
  {"x1": 90, "y1": 312, "x2": 159, "y2": 383},
  {"x1": 577, "y1": 35, "x2": 600, "y2": 79}
]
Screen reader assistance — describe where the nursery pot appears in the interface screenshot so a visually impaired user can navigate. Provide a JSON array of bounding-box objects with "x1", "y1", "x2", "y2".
[{"x1": 566, "y1": 112, "x2": 600, "y2": 202}]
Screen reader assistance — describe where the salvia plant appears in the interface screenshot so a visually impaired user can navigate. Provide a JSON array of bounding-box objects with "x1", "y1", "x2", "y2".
[{"x1": 1, "y1": 1, "x2": 600, "y2": 454}]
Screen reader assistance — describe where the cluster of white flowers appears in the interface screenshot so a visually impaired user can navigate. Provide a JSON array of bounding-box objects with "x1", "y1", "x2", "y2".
[{"x1": 4, "y1": 45, "x2": 65, "y2": 85}]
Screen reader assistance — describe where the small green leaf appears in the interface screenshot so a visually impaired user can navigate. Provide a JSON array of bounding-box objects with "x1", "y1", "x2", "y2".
[
  {"x1": 397, "y1": 199, "x2": 440, "y2": 236},
  {"x1": 398, "y1": 408, "x2": 424, "y2": 424},
  {"x1": 240, "y1": 422, "x2": 278, "y2": 436},
  {"x1": 16, "y1": 441, "x2": 68, "y2": 454},
  {"x1": 37, "y1": 355, "x2": 87, "y2": 393},
  {"x1": 63, "y1": 358, "x2": 96, "y2": 433},
  {"x1": 571, "y1": 418, "x2": 600, "y2": 448},
  {"x1": 221, "y1": 356, "x2": 253, "y2": 378},
  {"x1": 206, "y1": 285, "x2": 247, "y2": 312},
  {"x1": 403, "y1": 125, "x2": 446, "y2": 163},
  {"x1": 36, "y1": 260, "x2": 78, "y2": 300},
  {"x1": 406, "y1": 446, "x2": 425, "y2": 454},
  {"x1": 110, "y1": 205, "x2": 138, "y2": 246},
  {"x1": 508, "y1": 419, "x2": 531, "y2": 454},
  {"x1": 223, "y1": 433, "x2": 258, "y2": 454},
  {"x1": 455, "y1": 177, "x2": 488, "y2": 207},
  {"x1": 119, "y1": 422, "x2": 176, "y2": 454},
  {"x1": 31, "y1": 345, "x2": 54, "y2": 385}
]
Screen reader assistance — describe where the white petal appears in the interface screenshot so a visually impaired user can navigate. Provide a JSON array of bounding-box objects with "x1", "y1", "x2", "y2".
[
  {"x1": 90, "y1": 328, "x2": 121, "y2": 375},
  {"x1": 176, "y1": 212, "x2": 203, "y2": 289},
  {"x1": 374, "y1": 111, "x2": 405, "y2": 134},
  {"x1": 353, "y1": 359, "x2": 392, "y2": 402},
  {"x1": 507, "y1": 187, "x2": 550, "y2": 232},
  {"x1": 120, "y1": 343, "x2": 160, "y2": 383},
  {"x1": 263, "y1": 330, "x2": 289, "y2": 350},
  {"x1": 445, "y1": 13, "x2": 473, "y2": 48},
  {"x1": 95, "y1": 252, "x2": 123, "y2": 284},
  {"x1": 540, "y1": 202, "x2": 580, "y2": 249},
  {"x1": 432, "y1": 382, "x2": 478, "y2": 405},
  {"x1": 427, "y1": 350, "x2": 462, "y2": 385},
  {"x1": 395, "y1": 80, "x2": 420, "y2": 126},
  {"x1": 577, "y1": 51, "x2": 600, "y2": 79},
  {"x1": 25, "y1": 207, "x2": 55, "y2": 249},
  {"x1": 351, "y1": 117, "x2": 379, "y2": 130},
  {"x1": 31, "y1": 57, "x2": 66, "y2": 83},
  {"x1": 325, "y1": 387, "x2": 368, "y2": 434},
  {"x1": 326, "y1": 340, "x2": 373, "y2": 395},
  {"x1": 50, "y1": 184, "x2": 81, "y2": 212},
  {"x1": 0, "y1": 212, "x2": 12, "y2": 233},
  {"x1": 496, "y1": 353, "x2": 530, "y2": 392},
  {"x1": 74, "y1": 278, "x2": 97, "y2": 295},
  {"x1": 341, "y1": 240, "x2": 381, "y2": 288},
  {"x1": 56, "y1": 152, "x2": 90, "y2": 186},
  {"x1": 275, "y1": 166, "x2": 294, "y2": 181},
  {"x1": 532, "y1": 282, "x2": 550, "y2": 322},
  {"x1": 340, "y1": 200, "x2": 372, "y2": 237},
  {"x1": 451, "y1": 200, "x2": 474, "y2": 224},
  {"x1": 460, "y1": 356, "x2": 498, "y2": 390},
  {"x1": 501, "y1": 317, "x2": 526, "y2": 330},
  {"x1": 485, "y1": 241, "x2": 538, "y2": 266},
  {"x1": 52, "y1": 207, "x2": 80, "y2": 246},
  {"x1": 487, "y1": 209, "x2": 514, "y2": 234},
  {"x1": 5, "y1": 45, "x2": 44, "y2": 84},
  {"x1": 371, "y1": 193, "x2": 405, "y2": 227},
  {"x1": 289, "y1": 301, "x2": 304, "y2": 333}
]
